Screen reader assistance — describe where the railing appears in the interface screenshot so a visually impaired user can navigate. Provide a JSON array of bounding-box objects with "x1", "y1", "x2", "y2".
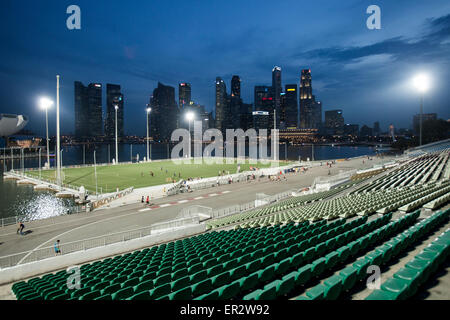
[{"x1": 0, "y1": 216, "x2": 201, "y2": 269}]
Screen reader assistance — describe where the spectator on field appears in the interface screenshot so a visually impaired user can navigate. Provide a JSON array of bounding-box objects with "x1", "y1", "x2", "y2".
[
  {"x1": 54, "y1": 240, "x2": 61, "y2": 255},
  {"x1": 146, "y1": 196, "x2": 150, "y2": 205},
  {"x1": 141, "y1": 196, "x2": 144, "y2": 203}
]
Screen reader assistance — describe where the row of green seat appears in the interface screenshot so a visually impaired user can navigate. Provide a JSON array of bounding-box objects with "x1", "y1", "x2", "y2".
[
  {"x1": 301, "y1": 209, "x2": 448, "y2": 300},
  {"x1": 366, "y1": 210, "x2": 450, "y2": 300},
  {"x1": 244, "y1": 211, "x2": 418, "y2": 300}
]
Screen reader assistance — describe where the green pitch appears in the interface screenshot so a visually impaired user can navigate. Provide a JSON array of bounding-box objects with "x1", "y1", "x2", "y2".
[{"x1": 27, "y1": 159, "x2": 286, "y2": 193}]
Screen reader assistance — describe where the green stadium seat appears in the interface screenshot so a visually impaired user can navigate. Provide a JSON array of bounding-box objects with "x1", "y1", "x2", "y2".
[
  {"x1": 149, "y1": 284, "x2": 171, "y2": 300},
  {"x1": 112, "y1": 287, "x2": 134, "y2": 300},
  {"x1": 79, "y1": 290, "x2": 102, "y2": 300},
  {"x1": 311, "y1": 258, "x2": 326, "y2": 277},
  {"x1": 169, "y1": 287, "x2": 192, "y2": 300},
  {"x1": 134, "y1": 279, "x2": 154, "y2": 293},
  {"x1": 239, "y1": 273, "x2": 259, "y2": 292},
  {"x1": 296, "y1": 264, "x2": 312, "y2": 286},
  {"x1": 339, "y1": 266, "x2": 358, "y2": 292},
  {"x1": 127, "y1": 291, "x2": 151, "y2": 300},
  {"x1": 306, "y1": 284, "x2": 326, "y2": 300},
  {"x1": 191, "y1": 279, "x2": 213, "y2": 296},
  {"x1": 323, "y1": 274, "x2": 343, "y2": 300},
  {"x1": 215, "y1": 281, "x2": 241, "y2": 300}
]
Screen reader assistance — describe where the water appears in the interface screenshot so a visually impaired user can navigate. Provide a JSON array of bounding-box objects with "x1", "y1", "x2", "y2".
[
  {"x1": 0, "y1": 144, "x2": 378, "y2": 220},
  {"x1": 0, "y1": 171, "x2": 80, "y2": 221}
]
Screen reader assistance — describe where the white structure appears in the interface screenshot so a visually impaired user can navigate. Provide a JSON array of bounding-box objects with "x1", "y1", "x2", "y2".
[{"x1": 0, "y1": 114, "x2": 28, "y2": 137}]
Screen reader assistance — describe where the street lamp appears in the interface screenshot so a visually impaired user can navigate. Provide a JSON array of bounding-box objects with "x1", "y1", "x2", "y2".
[
  {"x1": 39, "y1": 97, "x2": 53, "y2": 169},
  {"x1": 115, "y1": 104, "x2": 119, "y2": 164},
  {"x1": 146, "y1": 106, "x2": 152, "y2": 162},
  {"x1": 185, "y1": 112, "x2": 194, "y2": 159},
  {"x1": 412, "y1": 74, "x2": 430, "y2": 146}
]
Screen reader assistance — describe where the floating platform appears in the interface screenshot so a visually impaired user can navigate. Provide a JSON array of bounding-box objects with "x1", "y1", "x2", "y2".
[
  {"x1": 55, "y1": 191, "x2": 75, "y2": 199},
  {"x1": 17, "y1": 179, "x2": 37, "y2": 186},
  {"x1": 34, "y1": 184, "x2": 57, "y2": 192},
  {"x1": 3, "y1": 175, "x2": 19, "y2": 181}
]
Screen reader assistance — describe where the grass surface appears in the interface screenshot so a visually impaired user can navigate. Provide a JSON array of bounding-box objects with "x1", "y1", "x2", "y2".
[{"x1": 27, "y1": 159, "x2": 286, "y2": 193}]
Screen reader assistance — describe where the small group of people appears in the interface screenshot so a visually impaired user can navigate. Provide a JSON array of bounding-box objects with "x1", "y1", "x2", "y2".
[{"x1": 141, "y1": 195, "x2": 152, "y2": 205}]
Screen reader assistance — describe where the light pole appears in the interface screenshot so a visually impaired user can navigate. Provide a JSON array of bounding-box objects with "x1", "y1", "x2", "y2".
[
  {"x1": 146, "y1": 106, "x2": 152, "y2": 162},
  {"x1": 56, "y1": 75, "x2": 61, "y2": 188},
  {"x1": 412, "y1": 74, "x2": 430, "y2": 146},
  {"x1": 185, "y1": 112, "x2": 194, "y2": 159},
  {"x1": 115, "y1": 104, "x2": 119, "y2": 164},
  {"x1": 39, "y1": 97, "x2": 53, "y2": 169}
]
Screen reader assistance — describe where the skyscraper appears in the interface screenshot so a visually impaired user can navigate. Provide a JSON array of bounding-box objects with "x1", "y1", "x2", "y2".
[
  {"x1": 179, "y1": 83, "x2": 191, "y2": 109},
  {"x1": 74, "y1": 82, "x2": 102, "y2": 139},
  {"x1": 254, "y1": 85, "x2": 274, "y2": 130},
  {"x1": 150, "y1": 82, "x2": 179, "y2": 142},
  {"x1": 299, "y1": 69, "x2": 314, "y2": 129},
  {"x1": 284, "y1": 84, "x2": 298, "y2": 129},
  {"x1": 325, "y1": 110, "x2": 344, "y2": 135},
  {"x1": 272, "y1": 66, "x2": 282, "y2": 128},
  {"x1": 105, "y1": 84, "x2": 124, "y2": 138},
  {"x1": 231, "y1": 75, "x2": 241, "y2": 98},
  {"x1": 215, "y1": 77, "x2": 227, "y2": 132}
]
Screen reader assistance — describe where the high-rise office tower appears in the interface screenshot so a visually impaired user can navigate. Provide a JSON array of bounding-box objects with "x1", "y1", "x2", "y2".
[
  {"x1": 325, "y1": 110, "x2": 344, "y2": 135},
  {"x1": 74, "y1": 82, "x2": 103, "y2": 139},
  {"x1": 215, "y1": 77, "x2": 227, "y2": 131},
  {"x1": 231, "y1": 75, "x2": 241, "y2": 98},
  {"x1": 254, "y1": 85, "x2": 274, "y2": 130},
  {"x1": 284, "y1": 84, "x2": 298, "y2": 129},
  {"x1": 105, "y1": 84, "x2": 124, "y2": 138},
  {"x1": 299, "y1": 69, "x2": 314, "y2": 129},
  {"x1": 179, "y1": 83, "x2": 191, "y2": 109},
  {"x1": 272, "y1": 66, "x2": 282, "y2": 128},
  {"x1": 149, "y1": 82, "x2": 179, "y2": 142}
]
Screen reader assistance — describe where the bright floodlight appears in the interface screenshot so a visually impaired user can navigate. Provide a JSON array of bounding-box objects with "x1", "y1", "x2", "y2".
[
  {"x1": 185, "y1": 112, "x2": 194, "y2": 121},
  {"x1": 115, "y1": 104, "x2": 119, "y2": 110},
  {"x1": 146, "y1": 107, "x2": 152, "y2": 113},
  {"x1": 39, "y1": 97, "x2": 53, "y2": 110},
  {"x1": 412, "y1": 74, "x2": 430, "y2": 93}
]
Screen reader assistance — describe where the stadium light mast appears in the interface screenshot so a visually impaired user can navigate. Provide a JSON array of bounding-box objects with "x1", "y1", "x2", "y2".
[
  {"x1": 186, "y1": 112, "x2": 194, "y2": 159},
  {"x1": 56, "y1": 75, "x2": 61, "y2": 188},
  {"x1": 412, "y1": 74, "x2": 430, "y2": 146},
  {"x1": 115, "y1": 104, "x2": 119, "y2": 165},
  {"x1": 39, "y1": 97, "x2": 53, "y2": 169},
  {"x1": 146, "y1": 106, "x2": 152, "y2": 162}
]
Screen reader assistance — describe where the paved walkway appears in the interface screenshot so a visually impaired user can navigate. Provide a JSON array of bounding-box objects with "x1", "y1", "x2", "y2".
[{"x1": 0, "y1": 155, "x2": 395, "y2": 261}]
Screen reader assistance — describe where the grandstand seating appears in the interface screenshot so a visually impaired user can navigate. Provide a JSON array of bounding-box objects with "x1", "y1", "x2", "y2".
[{"x1": 9, "y1": 146, "x2": 450, "y2": 301}]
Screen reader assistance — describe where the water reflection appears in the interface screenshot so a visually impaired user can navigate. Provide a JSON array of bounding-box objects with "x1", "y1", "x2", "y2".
[{"x1": 0, "y1": 178, "x2": 78, "y2": 220}]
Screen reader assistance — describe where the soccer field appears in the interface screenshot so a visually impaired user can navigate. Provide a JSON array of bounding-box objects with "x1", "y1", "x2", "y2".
[{"x1": 27, "y1": 159, "x2": 284, "y2": 193}]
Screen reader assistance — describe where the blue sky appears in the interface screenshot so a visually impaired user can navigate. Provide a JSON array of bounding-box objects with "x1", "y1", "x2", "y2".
[{"x1": 0, "y1": 0, "x2": 449, "y2": 136}]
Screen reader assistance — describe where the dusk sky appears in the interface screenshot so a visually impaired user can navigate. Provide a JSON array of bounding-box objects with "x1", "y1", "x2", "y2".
[{"x1": 1, "y1": 0, "x2": 449, "y2": 136}]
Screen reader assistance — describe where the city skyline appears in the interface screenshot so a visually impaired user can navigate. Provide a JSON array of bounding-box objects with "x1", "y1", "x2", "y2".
[{"x1": 1, "y1": 1, "x2": 449, "y2": 136}]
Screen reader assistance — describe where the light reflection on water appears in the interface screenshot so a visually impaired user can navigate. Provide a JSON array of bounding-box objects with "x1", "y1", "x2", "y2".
[{"x1": 0, "y1": 178, "x2": 79, "y2": 220}]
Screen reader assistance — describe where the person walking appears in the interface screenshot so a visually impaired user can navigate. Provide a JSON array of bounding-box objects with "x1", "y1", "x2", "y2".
[
  {"x1": 19, "y1": 222, "x2": 25, "y2": 235},
  {"x1": 54, "y1": 240, "x2": 61, "y2": 256},
  {"x1": 146, "y1": 196, "x2": 150, "y2": 205}
]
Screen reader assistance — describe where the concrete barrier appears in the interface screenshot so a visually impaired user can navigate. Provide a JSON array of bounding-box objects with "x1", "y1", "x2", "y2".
[{"x1": 0, "y1": 223, "x2": 207, "y2": 285}]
